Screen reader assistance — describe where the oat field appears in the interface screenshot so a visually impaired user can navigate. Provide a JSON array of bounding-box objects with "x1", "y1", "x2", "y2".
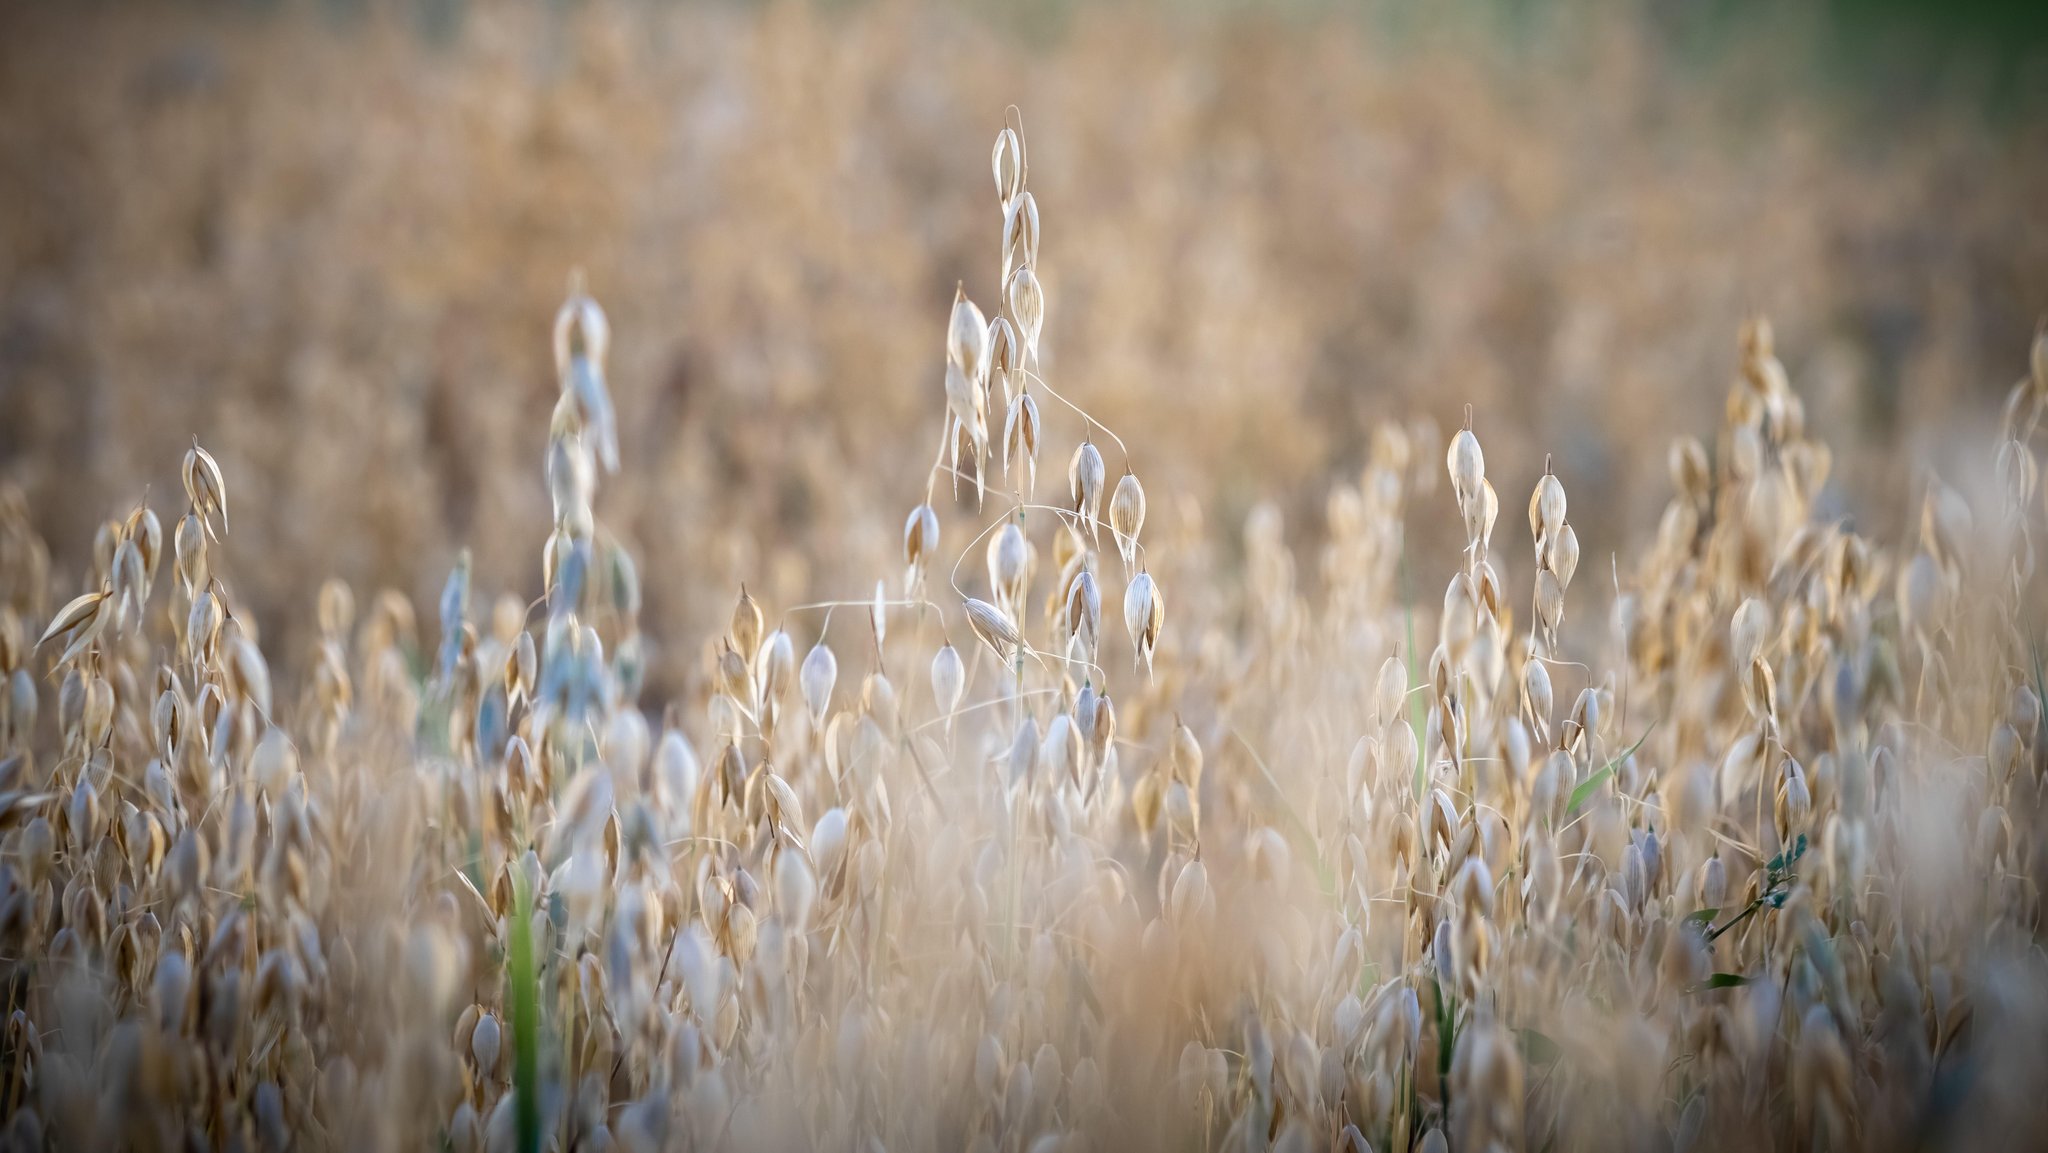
[{"x1": 3, "y1": 3, "x2": 2048, "y2": 1151}]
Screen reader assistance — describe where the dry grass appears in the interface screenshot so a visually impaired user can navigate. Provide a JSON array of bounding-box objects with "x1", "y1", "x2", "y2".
[
  {"x1": 4, "y1": 1, "x2": 2047, "y2": 698},
  {"x1": 4, "y1": 3, "x2": 2048, "y2": 1151}
]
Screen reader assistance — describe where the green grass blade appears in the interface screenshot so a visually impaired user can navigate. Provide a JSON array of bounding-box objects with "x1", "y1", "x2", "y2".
[
  {"x1": 510, "y1": 874, "x2": 541, "y2": 1153},
  {"x1": 1567, "y1": 721, "x2": 1658, "y2": 815}
]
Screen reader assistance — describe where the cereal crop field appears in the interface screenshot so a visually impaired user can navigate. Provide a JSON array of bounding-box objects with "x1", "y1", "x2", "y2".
[{"x1": 2, "y1": 2, "x2": 2048, "y2": 1150}]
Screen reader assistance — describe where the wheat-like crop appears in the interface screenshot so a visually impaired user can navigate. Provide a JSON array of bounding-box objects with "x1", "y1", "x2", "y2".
[{"x1": 2, "y1": 108, "x2": 2048, "y2": 1153}]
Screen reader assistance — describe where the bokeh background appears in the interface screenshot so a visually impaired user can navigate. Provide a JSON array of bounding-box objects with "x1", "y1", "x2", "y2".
[{"x1": 3, "y1": 0, "x2": 2046, "y2": 694}]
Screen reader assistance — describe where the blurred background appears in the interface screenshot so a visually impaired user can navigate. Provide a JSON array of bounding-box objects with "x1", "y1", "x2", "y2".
[{"x1": 2, "y1": 0, "x2": 2045, "y2": 695}]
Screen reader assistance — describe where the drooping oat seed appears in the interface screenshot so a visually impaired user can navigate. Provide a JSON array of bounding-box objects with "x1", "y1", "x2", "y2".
[
  {"x1": 801, "y1": 639, "x2": 838, "y2": 726},
  {"x1": 1069, "y1": 442, "x2": 1106, "y2": 543},
  {"x1": 182, "y1": 440, "x2": 229, "y2": 539},
  {"x1": 904, "y1": 504, "x2": 941, "y2": 594},
  {"x1": 1123, "y1": 570, "x2": 1163, "y2": 678},
  {"x1": 931, "y1": 641, "x2": 965, "y2": 731},
  {"x1": 964, "y1": 597, "x2": 1021, "y2": 664}
]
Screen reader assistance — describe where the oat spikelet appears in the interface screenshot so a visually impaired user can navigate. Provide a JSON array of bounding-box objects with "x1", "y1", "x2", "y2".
[{"x1": 182, "y1": 439, "x2": 229, "y2": 539}]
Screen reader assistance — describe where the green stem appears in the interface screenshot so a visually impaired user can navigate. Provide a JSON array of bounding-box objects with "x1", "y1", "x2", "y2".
[
  {"x1": 1702, "y1": 895, "x2": 1766, "y2": 944},
  {"x1": 510, "y1": 874, "x2": 541, "y2": 1153},
  {"x1": 1433, "y1": 976, "x2": 1457, "y2": 1126}
]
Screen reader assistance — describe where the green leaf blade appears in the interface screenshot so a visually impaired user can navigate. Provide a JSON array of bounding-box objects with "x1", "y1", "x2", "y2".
[{"x1": 1566, "y1": 721, "x2": 1658, "y2": 815}]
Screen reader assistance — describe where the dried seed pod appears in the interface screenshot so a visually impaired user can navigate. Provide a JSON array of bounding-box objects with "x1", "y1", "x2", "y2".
[
  {"x1": 509, "y1": 630, "x2": 537, "y2": 704},
  {"x1": 552, "y1": 278, "x2": 611, "y2": 379},
  {"x1": 1171, "y1": 720, "x2": 1203, "y2": 792},
  {"x1": 1474, "y1": 559, "x2": 1506, "y2": 623},
  {"x1": 1073, "y1": 681, "x2": 1099, "y2": 748},
  {"x1": 316, "y1": 578, "x2": 355, "y2": 643},
  {"x1": 1566, "y1": 686, "x2": 1602, "y2": 753},
  {"x1": 965, "y1": 598, "x2": 1022, "y2": 664},
  {"x1": 1123, "y1": 571, "x2": 1163, "y2": 678},
  {"x1": 1373, "y1": 656, "x2": 1408, "y2": 727},
  {"x1": 904, "y1": 504, "x2": 940, "y2": 592},
  {"x1": 37, "y1": 588, "x2": 111, "y2": 666},
  {"x1": 810, "y1": 808, "x2": 850, "y2": 889},
  {"x1": 472, "y1": 1011, "x2": 502, "y2": 1079},
  {"x1": 151, "y1": 949, "x2": 192, "y2": 1034},
  {"x1": 56, "y1": 668, "x2": 83, "y2": 744},
  {"x1": 547, "y1": 427, "x2": 597, "y2": 536},
  {"x1": 1530, "y1": 469, "x2": 1566, "y2": 559},
  {"x1": 2010, "y1": 683, "x2": 2041, "y2": 740},
  {"x1": 731, "y1": 586, "x2": 764, "y2": 666},
  {"x1": 72, "y1": 674, "x2": 109, "y2": 753},
  {"x1": 174, "y1": 511, "x2": 208, "y2": 597},
  {"x1": 1006, "y1": 267, "x2": 1044, "y2": 353},
  {"x1": 1042, "y1": 712, "x2": 1081, "y2": 792},
  {"x1": 123, "y1": 502, "x2": 163, "y2": 582},
  {"x1": 1003, "y1": 191, "x2": 1040, "y2": 285},
  {"x1": 66, "y1": 777, "x2": 101, "y2": 860},
  {"x1": 1697, "y1": 854, "x2": 1728, "y2": 911},
  {"x1": 166, "y1": 826, "x2": 209, "y2": 906},
  {"x1": 758, "y1": 629, "x2": 796, "y2": 723},
  {"x1": 84, "y1": 520, "x2": 114, "y2": 592},
  {"x1": 1521, "y1": 829, "x2": 1562, "y2": 921},
  {"x1": 1088, "y1": 692, "x2": 1117, "y2": 766},
  {"x1": 1070, "y1": 442, "x2": 1106, "y2": 542},
  {"x1": 1110, "y1": 472, "x2": 1146, "y2": 574},
  {"x1": 945, "y1": 364, "x2": 991, "y2": 503},
  {"x1": 800, "y1": 641, "x2": 837, "y2": 725},
  {"x1": 715, "y1": 642, "x2": 752, "y2": 712},
  {"x1": 1447, "y1": 426, "x2": 1485, "y2": 512},
  {"x1": 1670, "y1": 436, "x2": 1712, "y2": 504},
  {"x1": 1003, "y1": 393, "x2": 1041, "y2": 493},
  {"x1": 186, "y1": 589, "x2": 224, "y2": 666},
  {"x1": 931, "y1": 642, "x2": 965, "y2": 727},
  {"x1": 1424, "y1": 786, "x2": 1461, "y2": 863},
  {"x1": 1552, "y1": 521, "x2": 1579, "y2": 590},
  {"x1": 1523, "y1": 657, "x2": 1554, "y2": 742},
  {"x1": 1439, "y1": 574, "x2": 1479, "y2": 658},
  {"x1": 993, "y1": 127, "x2": 1025, "y2": 209},
  {"x1": 948, "y1": 283, "x2": 991, "y2": 382},
  {"x1": 1731, "y1": 598, "x2": 1772, "y2": 669},
  {"x1": 1064, "y1": 568, "x2": 1102, "y2": 662},
  {"x1": 1533, "y1": 569, "x2": 1564, "y2": 640},
  {"x1": 989, "y1": 522, "x2": 1031, "y2": 621},
  {"x1": 988, "y1": 315, "x2": 1020, "y2": 402},
  {"x1": 1466, "y1": 477, "x2": 1500, "y2": 559},
  {"x1": 1006, "y1": 714, "x2": 1040, "y2": 790},
  {"x1": 1131, "y1": 770, "x2": 1163, "y2": 837},
  {"x1": 1170, "y1": 857, "x2": 1212, "y2": 930},
  {"x1": 226, "y1": 632, "x2": 272, "y2": 715},
  {"x1": 565, "y1": 361, "x2": 620, "y2": 478},
  {"x1": 110, "y1": 540, "x2": 147, "y2": 628},
  {"x1": 1744, "y1": 655, "x2": 1778, "y2": 727},
  {"x1": 1775, "y1": 758, "x2": 1812, "y2": 845},
  {"x1": 182, "y1": 440, "x2": 229, "y2": 538},
  {"x1": 774, "y1": 841, "x2": 816, "y2": 929}
]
